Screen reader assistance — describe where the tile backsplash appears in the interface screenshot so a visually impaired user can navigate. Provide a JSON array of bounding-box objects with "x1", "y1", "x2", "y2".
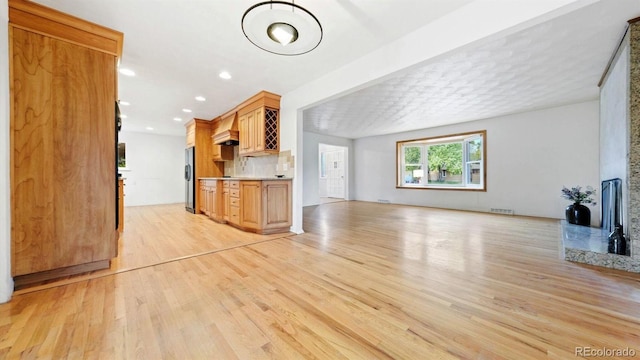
[{"x1": 224, "y1": 148, "x2": 294, "y2": 178}]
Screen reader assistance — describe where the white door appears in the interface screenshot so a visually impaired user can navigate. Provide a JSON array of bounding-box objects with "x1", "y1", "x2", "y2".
[{"x1": 325, "y1": 149, "x2": 344, "y2": 198}]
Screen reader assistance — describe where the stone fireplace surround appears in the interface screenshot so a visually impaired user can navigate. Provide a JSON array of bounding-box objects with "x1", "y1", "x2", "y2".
[{"x1": 562, "y1": 16, "x2": 640, "y2": 272}]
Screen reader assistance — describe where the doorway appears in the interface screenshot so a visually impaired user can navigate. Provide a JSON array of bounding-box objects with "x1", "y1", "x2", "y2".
[{"x1": 319, "y1": 144, "x2": 347, "y2": 203}]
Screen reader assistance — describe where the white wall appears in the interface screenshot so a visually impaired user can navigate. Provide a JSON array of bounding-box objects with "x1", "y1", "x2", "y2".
[
  {"x1": 303, "y1": 132, "x2": 354, "y2": 206},
  {"x1": 353, "y1": 101, "x2": 601, "y2": 223},
  {"x1": 118, "y1": 131, "x2": 186, "y2": 206},
  {"x1": 1, "y1": 0, "x2": 14, "y2": 303}
]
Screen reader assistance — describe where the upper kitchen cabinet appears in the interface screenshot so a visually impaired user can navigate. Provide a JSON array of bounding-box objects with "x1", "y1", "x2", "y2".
[
  {"x1": 9, "y1": 0, "x2": 123, "y2": 284},
  {"x1": 210, "y1": 114, "x2": 235, "y2": 161},
  {"x1": 238, "y1": 91, "x2": 280, "y2": 157}
]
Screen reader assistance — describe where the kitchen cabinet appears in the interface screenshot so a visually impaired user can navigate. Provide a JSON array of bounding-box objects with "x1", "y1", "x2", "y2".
[
  {"x1": 207, "y1": 182, "x2": 218, "y2": 219},
  {"x1": 199, "y1": 179, "x2": 223, "y2": 222},
  {"x1": 237, "y1": 92, "x2": 281, "y2": 157},
  {"x1": 185, "y1": 119, "x2": 224, "y2": 213},
  {"x1": 199, "y1": 182, "x2": 207, "y2": 214},
  {"x1": 9, "y1": 0, "x2": 123, "y2": 285},
  {"x1": 238, "y1": 179, "x2": 291, "y2": 233},
  {"x1": 239, "y1": 181, "x2": 262, "y2": 229},
  {"x1": 210, "y1": 114, "x2": 235, "y2": 161},
  {"x1": 186, "y1": 124, "x2": 196, "y2": 147},
  {"x1": 223, "y1": 181, "x2": 231, "y2": 222},
  {"x1": 212, "y1": 144, "x2": 234, "y2": 161},
  {"x1": 261, "y1": 181, "x2": 293, "y2": 232},
  {"x1": 228, "y1": 181, "x2": 241, "y2": 225},
  {"x1": 199, "y1": 178, "x2": 291, "y2": 234}
]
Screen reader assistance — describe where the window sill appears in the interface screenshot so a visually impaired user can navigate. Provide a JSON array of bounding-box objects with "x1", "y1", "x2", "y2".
[{"x1": 397, "y1": 185, "x2": 486, "y2": 191}]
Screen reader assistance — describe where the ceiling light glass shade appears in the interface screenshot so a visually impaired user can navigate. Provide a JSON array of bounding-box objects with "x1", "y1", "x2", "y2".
[
  {"x1": 242, "y1": 1, "x2": 322, "y2": 56},
  {"x1": 267, "y1": 22, "x2": 298, "y2": 46}
]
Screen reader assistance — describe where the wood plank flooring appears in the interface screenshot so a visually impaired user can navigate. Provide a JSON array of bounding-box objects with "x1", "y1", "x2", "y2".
[
  {"x1": 13, "y1": 204, "x2": 289, "y2": 293},
  {"x1": 2, "y1": 201, "x2": 640, "y2": 359}
]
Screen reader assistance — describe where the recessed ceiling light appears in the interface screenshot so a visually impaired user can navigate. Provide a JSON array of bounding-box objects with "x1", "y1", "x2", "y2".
[
  {"x1": 118, "y1": 68, "x2": 136, "y2": 76},
  {"x1": 219, "y1": 71, "x2": 231, "y2": 80},
  {"x1": 119, "y1": 101, "x2": 130, "y2": 106},
  {"x1": 173, "y1": 117, "x2": 182, "y2": 122},
  {"x1": 146, "y1": 126, "x2": 154, "y2": 131},
  {"x1": 182, "y1": 108, "x2": 192, "y2": 113},
  {"x1": 195, "y1": 96, "x2": 206, "y2": 102}
]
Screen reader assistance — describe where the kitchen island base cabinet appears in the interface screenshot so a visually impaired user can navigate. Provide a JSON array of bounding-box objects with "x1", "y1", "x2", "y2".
[
  {"x1": 199, "y1": 178, "x2": 291, "y2": 234},
  {"x1": 237, "y1": 180, "x2": 291, "y2": 234}
]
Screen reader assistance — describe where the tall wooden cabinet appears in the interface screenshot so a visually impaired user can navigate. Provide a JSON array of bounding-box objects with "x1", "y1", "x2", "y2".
[
  {"x1": 185, "y1": 118, "x2": 224, "y2": 213},
  {"x1": 9, "y1": 0, "x2": 124, "y2": 284}
]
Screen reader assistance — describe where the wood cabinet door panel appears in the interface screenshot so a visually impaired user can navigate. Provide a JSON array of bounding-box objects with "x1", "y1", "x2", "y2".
[
  {"x1": 11, "y1": 28, "x2": 117, "y2": 275},
  {"x1": 239, "y1": 181, "x2": 261, "y2": 229},
  {"x1": 238, "y1": 113, "x2": 251, "y2": 155},
  {"x1": 199, "y1": 182, "x2": 207, "y2": 213},
  {"x1": 254, "y1": 108, "x2": 265, "y2": 152},
  {"x1": 223, "y1": 188, "x2": 229, "y2": 220},
  {"x1": 263, "y1": 181, "x2": 292, "y2": 229}
]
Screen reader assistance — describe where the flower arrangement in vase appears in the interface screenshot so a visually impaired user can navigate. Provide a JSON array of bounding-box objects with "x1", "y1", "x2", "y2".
[{"x1": 561, "y1": 185, "x2": 596, "y2": 226}]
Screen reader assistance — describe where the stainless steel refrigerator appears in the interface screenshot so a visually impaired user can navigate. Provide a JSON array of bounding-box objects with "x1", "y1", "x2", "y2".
[{"x1": 185, "y1": 146, "x2": 195, "y2": 213}]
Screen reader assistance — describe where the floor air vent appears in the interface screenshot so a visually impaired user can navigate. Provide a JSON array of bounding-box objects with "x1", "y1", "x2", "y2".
[{"x1": 490, "y1": 208, "x2": 514, "y2": 215}]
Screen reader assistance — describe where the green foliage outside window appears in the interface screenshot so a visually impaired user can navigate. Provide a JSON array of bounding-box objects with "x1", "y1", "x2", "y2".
[
  {"x1": 404, "y1": 147, "x2": 421, "y2": 171},
  {"x1": 427, "y1": 143, "x2": 462, "y2": 174}
]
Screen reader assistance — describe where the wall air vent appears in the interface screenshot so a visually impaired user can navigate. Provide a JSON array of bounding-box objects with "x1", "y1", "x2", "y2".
[{"x1": 490, "y1": 208, "x2": 514, "y2": 215}]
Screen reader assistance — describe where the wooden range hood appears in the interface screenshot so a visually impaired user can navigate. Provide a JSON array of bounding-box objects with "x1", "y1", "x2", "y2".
[{"x1": 212, "y1": 110, "x2": 239, "y2": 146}]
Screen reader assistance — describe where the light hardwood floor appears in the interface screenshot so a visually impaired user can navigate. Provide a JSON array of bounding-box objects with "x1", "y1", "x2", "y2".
[{"x1": 2, "y1": 202, "x2": 640, "y2": 359}]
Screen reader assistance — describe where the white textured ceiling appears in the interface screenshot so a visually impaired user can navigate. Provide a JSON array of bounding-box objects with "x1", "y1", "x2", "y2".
[
  {"x1": 31, "y1": 0, "x2": 473, "y2": 135},
  {"x1": 303, "y1": 0, "x2": 640, "y2": 138}
]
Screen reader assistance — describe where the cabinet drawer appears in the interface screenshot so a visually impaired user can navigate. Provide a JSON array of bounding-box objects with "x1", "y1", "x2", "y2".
[
  {"x1": 230, "y1": 198, "x2": 240, "y2": 207},
  {"x1": 229, "y1": 206, "x2": 240, "y2": 223},
  {"x1": 230, "y1": 189, "x2": 240, "y2": 198},
  {"x1": 223, "y1": 181, "x2": 229, "y2": 188},
  {"x1": 229, "y1": 181, "x2": 239, "y2": 189}
]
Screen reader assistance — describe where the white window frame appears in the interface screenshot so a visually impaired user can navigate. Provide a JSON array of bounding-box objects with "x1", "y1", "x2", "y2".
[{"x1": 396, "y1": 130, "x2": 486, "y2": 191}]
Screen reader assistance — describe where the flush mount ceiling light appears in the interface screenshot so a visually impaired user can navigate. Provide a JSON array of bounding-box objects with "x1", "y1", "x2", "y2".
[{"x1": 242, "y1": 1, "x2": 322, "y2": 56}]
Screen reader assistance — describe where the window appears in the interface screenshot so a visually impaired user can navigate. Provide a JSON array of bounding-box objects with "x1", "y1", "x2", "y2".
[
  {"x1": 397, "y1": 130, "x2": 486, "y2": 190},
  {"x1": 118, "y1": 143, "x2": 126, "y2": 168}
]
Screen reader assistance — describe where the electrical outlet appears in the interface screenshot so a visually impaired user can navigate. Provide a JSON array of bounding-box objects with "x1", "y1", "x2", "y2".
[{"x1": 283, "y1": 163, "x2": 288, "y2": 171}]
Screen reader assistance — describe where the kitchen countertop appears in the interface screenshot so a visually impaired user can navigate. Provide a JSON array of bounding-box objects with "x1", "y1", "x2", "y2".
[{"x1": 198, "y1": 176, "x2": 292, "y2": 181}]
